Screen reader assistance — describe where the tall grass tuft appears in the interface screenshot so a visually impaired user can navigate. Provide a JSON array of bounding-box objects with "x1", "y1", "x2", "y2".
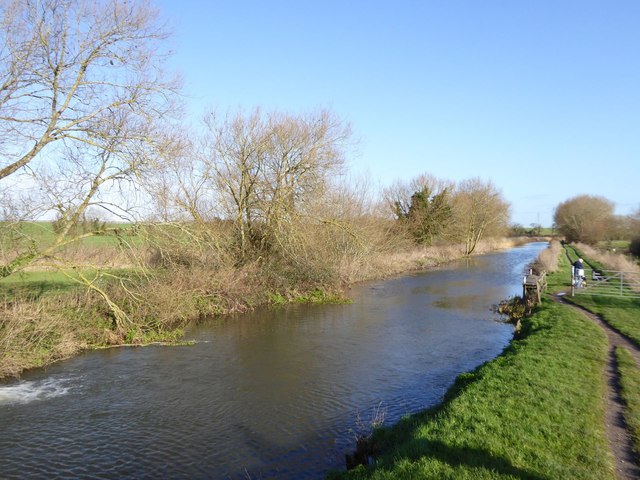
[{"x1": 0, "y1": 296, "x2": 99, "y2": 378}]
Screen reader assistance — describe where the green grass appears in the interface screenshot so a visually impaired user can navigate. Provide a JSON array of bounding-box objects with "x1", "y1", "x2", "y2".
[
  {"x1": 616, "y1": 346, "x2": 640, "y2": 460},
  {"x1": 0, "y1": 268, "x2": 142, "y2": 300},
  {"x1": 567, "y1": 295, "x2": 640, "y2": 346},
  {"x1": 2, "y1": 220, "x2": 141, "y2": 249},
  {"x1": 329, "y1": 287, "x2": 613, "y2": 478},
  {"x1": 0, "y1": 270, "x2": 82, "y2": 298},
  {"x1": 558, "y1": 244, "x2": 640, "y2": 345}
]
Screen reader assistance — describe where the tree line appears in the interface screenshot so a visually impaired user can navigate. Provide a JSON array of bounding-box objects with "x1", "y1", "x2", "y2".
[
  {"x1": 0, "y1": 0, "x2": 511, "y2": 277},
  {"x1": 552, "y1": 194, "x2": 640, "y2": 257},
  {"x1": 3, "y1": 0, "x2": 636, "y2": 343}
]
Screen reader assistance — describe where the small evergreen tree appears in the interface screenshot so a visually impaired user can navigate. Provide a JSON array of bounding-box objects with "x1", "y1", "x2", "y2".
[{"x1": 396, "y1": 186, "x2": 453, "y2": 245}]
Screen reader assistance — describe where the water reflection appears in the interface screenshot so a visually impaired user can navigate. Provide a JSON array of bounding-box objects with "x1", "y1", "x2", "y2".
[{"x1": 0, "y1": 242, "x2": 548, "y2": 479}]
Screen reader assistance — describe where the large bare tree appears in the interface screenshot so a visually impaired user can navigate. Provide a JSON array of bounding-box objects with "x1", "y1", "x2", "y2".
[
  {"x1": 0, "y1": 0, "x2": 180, "y2": 334},
  {"x1": 451, "y1": 178, "x2": 510, "y2": 256},
  {"x1": 553, "y1": 194, "x2": 615, "y2": 244},
  {"x1": 0, "y1": 0, "x2": 179, "y2": 272},
  {"x1": 199, "y1": 108, "x2": 352, "y2": 262},
  {"x1": 0, "y1": 0, "x2": 178, "y2": 180}
]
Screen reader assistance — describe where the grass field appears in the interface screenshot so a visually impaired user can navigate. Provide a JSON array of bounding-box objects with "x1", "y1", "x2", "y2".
[
  {"x1": 0, "y1": 270, "x2": 82, "y2": 298},
  {"x1": 566, "y1": 295, "x2": 640, "y2": 346},
  {"x1": 0, "y1": 267, "x2": 140, "y2": 300},
  {"x1": 1, "y1": 221, "x2": 141, "y2": 249}
]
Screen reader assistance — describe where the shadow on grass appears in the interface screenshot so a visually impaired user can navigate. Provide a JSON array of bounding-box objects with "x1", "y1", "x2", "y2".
[
  {"x1": 386, "y1": 438, "x2": 549, "y2": 480},
  {"x1": 338, "y1": 308, "x2": 556, "y2": 479},
  {"x1": 0, "y1": 281, "x2": 74, "y2": 300}
]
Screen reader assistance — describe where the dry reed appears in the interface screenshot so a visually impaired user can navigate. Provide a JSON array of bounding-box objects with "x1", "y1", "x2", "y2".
[
  {"x1": 0, "y1": 298, "x2": 88, "y2": 378},
  {"x1": 531, "y1": 239, "x2": 562, "y2": 274},
  {"x1": 575, "y1": 242, "x2": 640, "y2": 274}
]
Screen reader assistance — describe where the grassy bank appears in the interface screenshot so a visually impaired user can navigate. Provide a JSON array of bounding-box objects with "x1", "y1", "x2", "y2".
[
  {"x1": 329, "y1": 301, "x2": 611, "y2": 480},
  {"x1": 616, "y1": 346, "x2": 640, "y2": 460},
  {"x1": 564, "y1": 295, "x2": 640, "y2": 346},
  {"x1": 329, "y1": 248, "x2": 615, "y2": 479},
  {"x1": 559, "y1": 244, "x2": 640, "y2": 345}
]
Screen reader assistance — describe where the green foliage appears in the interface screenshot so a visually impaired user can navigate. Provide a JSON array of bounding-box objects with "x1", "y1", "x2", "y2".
[
  {"x1": 630, "y1": 237, "x2": 640, "y2": 258},
  {"x1": 269, "y1": 288, "x2": 347, "y2": 306},
  {"x1": 294, "y1": 288, "x2": 347, "y2": 304},
  {"x1": 269, "y1": 292, "x2": 288, "y2": 306},
  {"x1": 616, "y1": 346, "x2": 640, "y2": 459},
  {"x1": 395, "y1": 186, "x2": 452, "y2": 245}
]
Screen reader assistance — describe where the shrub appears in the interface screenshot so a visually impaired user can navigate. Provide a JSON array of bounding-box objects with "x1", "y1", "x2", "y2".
[{"x1": 630, "y1": 237, "x2": 640, "y2": 258}]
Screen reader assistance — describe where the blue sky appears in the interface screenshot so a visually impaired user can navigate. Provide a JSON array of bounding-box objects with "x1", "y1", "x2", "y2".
[{"x1": 158, "y1": 0, "x2": 640, "y2": 227}]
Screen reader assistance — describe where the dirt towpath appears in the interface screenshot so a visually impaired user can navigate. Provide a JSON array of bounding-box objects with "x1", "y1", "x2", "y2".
[{"x1": 553, "y1": 293, "x2": 640, "y2": 480}]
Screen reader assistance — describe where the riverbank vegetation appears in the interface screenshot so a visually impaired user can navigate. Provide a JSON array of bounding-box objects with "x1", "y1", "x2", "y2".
[
  {"x1": 0, "y1": 0, "x2": 520, "y2": 379},
  {"x1": 1, "y1": 0, "x2": 637, "y2": 387},
  {"x1": 329, "y1": 241, "x2": 627, "y2": 479},
  {"x1": 331, "y1": 288, "x2": 612, "y2": 478}
]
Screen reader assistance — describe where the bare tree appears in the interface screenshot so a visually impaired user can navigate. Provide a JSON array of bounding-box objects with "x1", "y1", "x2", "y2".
[
  {"x1": 0, "y1": 0, "x2": 179, "y2": 275},
  {"x1": 199, "y1": 108, "x2": 351, "y2": 262},
  {"x1": 0, "y1": 0, "x2": 180, "y2": 334},
  {"x1": 201, "y1": 109, "x2": 267, "y2": 260},
  {"x1": 0, "y1": 0, "x2": 179, "y2": 181},
  {"x1": 451, "y1": 178, "x2": 510, "y2": 256},
  {"x1": 553, "y1": 194, "x2": 615, "y2": 244}
]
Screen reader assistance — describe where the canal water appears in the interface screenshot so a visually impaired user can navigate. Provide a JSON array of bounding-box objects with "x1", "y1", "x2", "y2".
[{"x1": 0, "y1": 242, "x2": 548, "y2": 479}]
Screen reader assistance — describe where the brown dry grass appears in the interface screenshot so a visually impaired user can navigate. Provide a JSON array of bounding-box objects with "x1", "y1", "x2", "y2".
[
  {"x1": 531, "y1": 239, "x2": 562, "y2": 274},
  {"x1": 576, "y1": 242, "x2": 640, "y2": 274},
  {"x1": 338, "y1": 236, "x2": 522, "y2": 283},
  {"x1": 0, "y1": 298, "x2": 88, "y2": 378},
  {"x1": 0, "y1": 230, "x2": 535, "y2": 379}
]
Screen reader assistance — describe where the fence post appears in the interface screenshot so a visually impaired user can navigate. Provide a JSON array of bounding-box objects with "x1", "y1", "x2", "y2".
[
  {"x1": 571, "y1": 266, "x2": 575, "y2": 297},
  {"x1": 621, "y1": 272, "x2": 624, "y2": 296}
]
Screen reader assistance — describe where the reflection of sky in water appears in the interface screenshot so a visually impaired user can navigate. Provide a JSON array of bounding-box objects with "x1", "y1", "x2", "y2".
[{"x1": 0, "y1": 242, "x2": 549, "y2": 480}]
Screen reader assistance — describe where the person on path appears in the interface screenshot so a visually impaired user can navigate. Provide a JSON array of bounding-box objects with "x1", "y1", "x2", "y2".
[{"x1": 573, "y1": 258, "x2": 585, "y2": 288}]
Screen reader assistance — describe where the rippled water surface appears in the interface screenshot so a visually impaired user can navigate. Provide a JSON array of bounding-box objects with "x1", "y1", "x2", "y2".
[{"x1": 0, "y1": 242, "x2": 548, "y2": 479}]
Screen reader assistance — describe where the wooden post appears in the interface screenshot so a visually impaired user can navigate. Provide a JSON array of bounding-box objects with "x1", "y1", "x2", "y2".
[
  {"x1": 571, "y1": 266, "x2": 575, "y2": 297},
  {"x1": 536, "y1": 277, "x2": 542, "y2": 304}
]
